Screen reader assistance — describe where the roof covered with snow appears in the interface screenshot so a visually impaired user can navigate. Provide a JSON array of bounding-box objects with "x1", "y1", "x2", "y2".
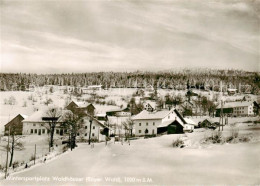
[
  {"x1": 23, "y1": 109, "x2": 71, "y2": 123},
  {"x1": 132, "y1": 108, "x2": 175, "y2": 120},
  {"x1": 184, "y1": 118, "x2": 196, "y2": 125},
  {"x1": 157, "y1": 120, "x2": 175, "y2": 128},
  {"x1": 73, "y1": 101, "x2": 93, "y2": 108},
  {"x1": 217, "y1": 101, "x2": 253, "y2": 109}
]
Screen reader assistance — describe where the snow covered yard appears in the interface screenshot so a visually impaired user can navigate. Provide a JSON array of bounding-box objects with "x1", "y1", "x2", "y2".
[
  {"x1": 0, "y1": 135, "x2": 66, "y2": 169},
  {"x1": 1, "y1": 124, "x2": 260, "y2": 185}
]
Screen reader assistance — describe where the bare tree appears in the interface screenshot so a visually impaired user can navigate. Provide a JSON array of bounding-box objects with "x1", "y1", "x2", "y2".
[
  {"x1": 45, "y1": 107, "x2": 62, "y2": 152},
  {"x1": 122, "y1": 118, "x2": 134, "y2": 137},
  {"x1": 62, "y1": 111, "x2": 84, "y2": 150},
  {"x1": 7, "y1": 129, "x2": 24, "y2": 167}
]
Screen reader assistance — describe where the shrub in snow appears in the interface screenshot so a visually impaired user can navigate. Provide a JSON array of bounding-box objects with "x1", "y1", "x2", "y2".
[
  {"x1": 203, "y1": 131, "x2": 223, "y2": 144},
  {"x1": 226, "y1": 126, "x2": 239, "y2": 143},
  {"x1": 172, "y1": 138, "x2": 185, "y2": 148},
  {"x1": 12, "y1": 161, "x2": 19, "y2": 169},
  {"x1": 62, "y1": 145, "x2": 69, "y2": 153},
  {"x1": 239, "y1": 136, "x2": 250, "y2": 143}
]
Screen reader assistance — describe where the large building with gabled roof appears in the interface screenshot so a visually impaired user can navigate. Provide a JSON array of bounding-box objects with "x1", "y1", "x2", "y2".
[{"x1": 132, "y1": 107, "x2": 191, "y2": 136}]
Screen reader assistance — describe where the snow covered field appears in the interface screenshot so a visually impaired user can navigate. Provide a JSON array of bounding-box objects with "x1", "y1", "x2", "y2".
[{"x1": 1, "y1": 122, "x2": 260, "y2": 185}]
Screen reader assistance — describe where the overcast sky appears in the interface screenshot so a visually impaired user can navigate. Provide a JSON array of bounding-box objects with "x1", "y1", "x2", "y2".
[{"x1": 1, "y1": 0, "x2": 259, "y2": 73}]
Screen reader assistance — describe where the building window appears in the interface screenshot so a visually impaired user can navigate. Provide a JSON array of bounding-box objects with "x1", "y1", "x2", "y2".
[
  {"x1": 146, "y1": 122, "x2": 148, "y2": 126},
  {"x1": 85, "y1": 133, "x2": 87, "y2": 136},
  {"x1": 139, "y1": 130, "x2": 141, "y2": 133},
  {"x1": 93, "y1": 126, "x2": 95, "y2": 130},
  {"x1": 153, "y1": 122, "x2": 155, "y2": 126},
  {"x1": 34, "y1": 129, "x2": 37, "y2": 133},
  {"x1": 85, "y1": 126, "x2": 88, "y2": 129},
  {"x1": 42, "y1": 129, "x2": 45, "y2": 134},
  {"x1": 31, "y1": 129, "x2": 33, "y2": 134},
  {"x1": 139, "y1": 123, "x2": 141, "y2": 126},
  {"x1": 33, "y1": 124, "x2": 36, "y2": 127},
  {"x1": 77, "y1": 133, "x2": 80, "y2": 136},
  {"x1": 56, "y1": 129, "x2": 59, "y2": 134},
  {"x1": 64, "y1": 129, "x2": 67, "y2": 133},
  {"x1": 92, "y1": 133, "x2": 95, "y2": 137}
]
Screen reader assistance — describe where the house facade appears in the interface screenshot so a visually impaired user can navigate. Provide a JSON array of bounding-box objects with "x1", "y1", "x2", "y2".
[
  {"x1": 22, "y1": 108, "x2": 108, "y2": 142},
  {"x1": 22, "y1": 109, "x2": 69, "y2": 136},
  {"x1": 79, "y1": 115, "x2": 108, "y2": 142},
  {"x1": 216, "y1": 101, "x2": 255, "y2": 117},
  {"x1": 132, "y1": 108, "x2": 187, "y2": 136}
]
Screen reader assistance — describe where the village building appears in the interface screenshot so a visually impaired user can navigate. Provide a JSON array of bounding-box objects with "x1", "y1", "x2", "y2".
[
  {"x1": 4, "y1": 114, "x2": 28, "y2": 135},
  {"x1": 227, "y1": 88, "x2": 237, "y2": 95},
  {"x1": 21, "y1": 108, "x2": 108, "y2": 142},
  {"x1": 66, "y1": 101, "x2": 95, "y2": 116},
  {"x1": 106, "y1": 107, "x2": 131, "y2": 117},
  {"x1": 216, "y1": 101, "x2": 256, "y2": 117},
  {"x1": 143, "y1": 100, "x2": 157, "y2": 112},
  {"x1": 79, "y1": 113, "x2": 108, "y2": 142},
  {"x1": 132, "y1": 108, "x2": 188, "y2": 136},
  {"x1": 183, "y1": 118, "x2": 196, "y2": 132},
  {"x1": 22, "y1": 109, "x2": 70, "y2": 136}
]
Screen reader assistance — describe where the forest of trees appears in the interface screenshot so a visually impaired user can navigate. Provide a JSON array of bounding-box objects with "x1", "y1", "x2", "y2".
[{"x1": 0, "y1": 69, "x2": 259, "y2": 94}]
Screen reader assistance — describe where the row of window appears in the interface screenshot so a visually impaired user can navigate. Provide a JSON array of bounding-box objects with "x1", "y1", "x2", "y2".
[
  {"x1": 138, "y1": 129, "x2": 155, "y2": 134},
  {"x1": 139, "y1": 122, "x2": 155, "y2": 126},
  {"x1": 83, "y1": 133, "x2": 95, "y2": 137},
  {"x1": 30, "y1": 128, "x2": 96, "y2": 137},
  {"x1": 84, "y1": 126, "x2": 96, "y2": 130},
  {"x1": 30, "y1": 128, "x2": 47, "y2": 134},
  {"x1": 234, "y1": 107, "x2": 245, "y2": 110}
]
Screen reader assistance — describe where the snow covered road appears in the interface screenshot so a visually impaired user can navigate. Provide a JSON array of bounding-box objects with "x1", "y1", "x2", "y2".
[{"x1": 1, "y1": 136, "x2": 260, "y2": 185}]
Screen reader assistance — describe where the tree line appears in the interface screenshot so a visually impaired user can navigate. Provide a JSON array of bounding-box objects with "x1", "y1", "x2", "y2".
[{"x1": 0, "y1": 69, "x2": 259, "y2": 94}]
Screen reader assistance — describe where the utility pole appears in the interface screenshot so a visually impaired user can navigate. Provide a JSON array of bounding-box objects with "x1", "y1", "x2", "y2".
[
  {"x1": 5, "y1": 126, "x2": 10, "y2": 179},
  {"x1": 34, "y1": 144, "x2": 36, "y2": 165},
  {"x1": 88, "y1": 119, "x2": 92, "y2": 145},
  {"x1": 219, "y1": 100, "x2": 224, "y2": 131}
]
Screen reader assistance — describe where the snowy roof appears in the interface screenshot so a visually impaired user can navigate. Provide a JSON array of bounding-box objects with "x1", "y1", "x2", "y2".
[
  {"x1": 4, "y1": 114, "x2": 28, "y2": 126},
  {"x1": 157, "y1": 120, "x2": 175, "y2": 128},
  {"x1": 227, "y1": 88, "x2": 237, "y2": 91},
  {"x1": 95, "y1": 113, "x2": 107, "y2": 117},
  {"x1": 87, "y1": 85, "x2": 102, "y2": 88},
  {"x1": 184, "y1": 118, "x2": 196, "y2": 125},
  {"x1": 23, "y1": 109, "x2": 71, "y2": 123},
  {"x1": 20, "y1": 114, "x2": 28, "y2": 119},
  {"x1": 74, "y1": 101, "x2": 92, "y2": 108},
  {"x1": 132, "y1": 108, "x2": 175, "y2": 120},
  {"x1": 217, "y1": 101, "x2": 253, "y2": 109},
  {"x1": 83, "y1": 112, "x2": 107, "y2": 129}
]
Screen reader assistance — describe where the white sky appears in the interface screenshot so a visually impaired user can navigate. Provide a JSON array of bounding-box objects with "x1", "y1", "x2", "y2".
[{"x1": 1, "y1": 0, "x2": 259, "y2": 73}]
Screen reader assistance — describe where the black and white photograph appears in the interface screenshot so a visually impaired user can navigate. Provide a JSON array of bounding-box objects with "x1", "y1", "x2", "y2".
[{"x1": 0, "y1": 0, "x2": 259, "y2": 185}]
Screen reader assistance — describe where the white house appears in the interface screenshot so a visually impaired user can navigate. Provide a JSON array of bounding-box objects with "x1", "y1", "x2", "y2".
[
  {"x1": 22, "y1": 108, "x2": 108, "y2": 142},
  {"x1": 216, "y1": 101, "x2": 255, "y2": 117},
  {"x1": 183, "y1": 118, "x2": 196, "y2": 132},
  {"x1": 22, "y1": 109, "x2": 71, "y2": 136},
  {"x1": 132, "y1": 108, "x2": 187, "y2": 136},
  {"x1": 80, "y1": 114, "x2": 108, "y2": 142}
]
